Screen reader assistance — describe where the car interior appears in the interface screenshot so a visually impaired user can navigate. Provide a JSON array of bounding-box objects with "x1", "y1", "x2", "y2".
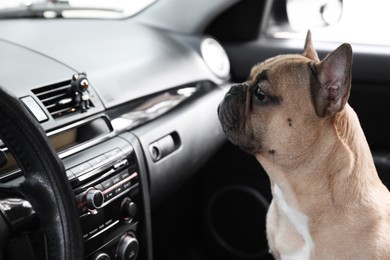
[{"x1": 0, "y1": 0, "x2": 389, "y2": 259}]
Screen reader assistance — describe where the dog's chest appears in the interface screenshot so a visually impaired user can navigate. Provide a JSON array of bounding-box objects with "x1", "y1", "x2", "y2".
[{"x1": 270, "y1": 184, "x2": 314, "y2": 259}]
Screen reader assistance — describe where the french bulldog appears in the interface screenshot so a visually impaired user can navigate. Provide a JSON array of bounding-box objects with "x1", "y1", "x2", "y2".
[{"x1": 217, "y1": 31, "x2": 390, "y2": 259}]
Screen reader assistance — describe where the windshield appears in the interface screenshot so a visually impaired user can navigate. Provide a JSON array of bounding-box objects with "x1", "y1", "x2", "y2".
[{"x1": 0, "y1": 0, "x2": 156, "y2": 19}]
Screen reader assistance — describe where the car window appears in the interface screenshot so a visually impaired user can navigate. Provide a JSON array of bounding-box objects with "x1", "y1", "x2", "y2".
[
  {"x1": 0, "y1": 0, "x2": 156, "y2": 19},
  {"x1": 267, "y1": 0, "x2": 390, "y2": 46}
]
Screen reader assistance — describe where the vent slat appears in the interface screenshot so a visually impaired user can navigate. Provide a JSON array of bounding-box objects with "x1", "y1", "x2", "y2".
[
  {"x1": 32, "y1": 81, "x2": 70, "y2": 92},
  {"x1": 40, "y1": 93, "x2": 68, "y2": 104},
  {"x1": 32, "y1": 81, "x2": 74, "y2": 119},
  {"x1": 32, "y1": 80, "x2": 93, "y2": 119},
  {"x1": 33, "y1": 84, "x2": 70, "y2": 97},
  {"x1": 50, "y1": 107, "x2": 74, "y2": 116}
]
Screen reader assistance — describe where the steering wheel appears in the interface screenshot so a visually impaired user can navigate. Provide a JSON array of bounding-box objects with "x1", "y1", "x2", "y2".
[{"x1": 0, "y1": 86, "x2": 84, "y2": 259}]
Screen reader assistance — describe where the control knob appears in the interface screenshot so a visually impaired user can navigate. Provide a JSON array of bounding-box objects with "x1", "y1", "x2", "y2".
[
  {"x1": 93, "y1": 252, "x2": 110, "y2": 260},
  {"x1": 85, "y1": 189, "x2": 104, "y2": 210},
  {"x1": 117, "y1": 234, "x2": 139, "y2": 260},
  {"x1": 121, "y1": 197, "x2": 137, "y2": 222}
]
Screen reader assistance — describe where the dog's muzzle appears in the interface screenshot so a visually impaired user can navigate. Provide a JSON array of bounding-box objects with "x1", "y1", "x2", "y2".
[
  {"x1": 218, "y1": 83, "x2": 241, "y2": 115},
  {"x1": 226, "y1": 83, "x2": 245, "y2": 97},
  {"x1": 218, "y1": 83, "x2": 246, "y2": 115}
]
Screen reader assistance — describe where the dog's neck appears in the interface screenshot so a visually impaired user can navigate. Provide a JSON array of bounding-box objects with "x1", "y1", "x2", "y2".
[{"x1": 256, "y1": 104, "x2": 383, "y2": 212}]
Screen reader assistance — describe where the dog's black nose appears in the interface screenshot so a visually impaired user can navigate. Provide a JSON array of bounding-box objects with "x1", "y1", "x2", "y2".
[{"x1": 227, "y1": 84, "x2": 242, "y2": 96}]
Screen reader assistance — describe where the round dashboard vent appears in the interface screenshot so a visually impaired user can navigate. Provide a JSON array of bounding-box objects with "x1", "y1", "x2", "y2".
[{"x1": 201, "y1": 37, "x2": 230, "y2": 78}]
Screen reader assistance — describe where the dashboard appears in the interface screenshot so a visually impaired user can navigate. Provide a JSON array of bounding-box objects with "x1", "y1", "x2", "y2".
[
  {"x1": 0, "y1": 12, "x2": 231, "y2": 260},
  {"x1": 1, "y1": 1, "x2": 389, "y2": 260}
]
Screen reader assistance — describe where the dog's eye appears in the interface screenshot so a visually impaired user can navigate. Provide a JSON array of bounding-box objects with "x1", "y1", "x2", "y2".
[{"x1": 254, "y1": 86, "x2": 268, "y2": 102}]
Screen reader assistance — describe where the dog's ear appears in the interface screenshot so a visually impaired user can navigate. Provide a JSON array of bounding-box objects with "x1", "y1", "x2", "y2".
[
  {"x1": 311, "y1": 43, "x2": 353, "y2": 117},
  {"x1": 303, "y1": 30, "x2": 320, "y2": 62}
]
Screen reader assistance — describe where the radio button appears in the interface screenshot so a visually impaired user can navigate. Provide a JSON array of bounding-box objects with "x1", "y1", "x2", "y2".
[
  {"x1": 115, "y1": 185, "x2": 124, "y2": 195},
  {"x1": 104, "y1": 190, "x2": 115, "y2": 201},
  {"x1": 105, "y1": 148, "x2": 122, "y2": 162},
  {"x1": 86, "y1": 189, "x2": 104, "y2": 210},
  {"x1": 88, "y1": 155, "x2": 108, "y2": 168},
  {"x1": 71, "y1": 162, "x2": 93, "y2": 177},
  {"x1": 120, "y1": 171, "x2": 130, "y2": 180},
  {"x1": 123, "y1": 181, "x2": 131, "y2": 190},
  {"x1": 111, "y1": 174, "x2": 121, "y2": 185},
  {"x1": 101, "y1": 178, "x2": 113, "y2": 190}
]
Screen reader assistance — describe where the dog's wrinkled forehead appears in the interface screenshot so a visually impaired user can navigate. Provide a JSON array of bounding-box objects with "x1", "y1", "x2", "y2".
[
  {"x1": 248, "y1": 54, "x2": 311, "y2": 83},
  {"x1": 248, "y1": 57, "x2": 277, "y2": 81}
]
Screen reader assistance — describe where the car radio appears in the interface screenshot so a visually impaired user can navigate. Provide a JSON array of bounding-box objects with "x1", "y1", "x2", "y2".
[{"x1": 63, "y1": 137, "x2": 141, "y2": 260}]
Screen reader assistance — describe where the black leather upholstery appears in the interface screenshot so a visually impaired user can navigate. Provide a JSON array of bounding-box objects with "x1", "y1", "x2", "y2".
[{"x1": 0, "y1": 87, "x2": 83, "y2": 260}]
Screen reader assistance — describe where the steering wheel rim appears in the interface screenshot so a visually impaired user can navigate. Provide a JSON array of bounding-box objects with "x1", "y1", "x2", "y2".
[{"x1": 0, "y1": 86, "x2": 83, "y2": 259}]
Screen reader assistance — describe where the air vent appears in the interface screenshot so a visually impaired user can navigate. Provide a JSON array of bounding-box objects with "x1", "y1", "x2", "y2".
[{"x1": 32, "y1": 77, "x2": 93, "y2": 119}]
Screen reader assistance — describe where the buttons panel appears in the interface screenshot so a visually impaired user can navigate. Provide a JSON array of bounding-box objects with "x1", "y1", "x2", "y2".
[
  {"x1": 68, "y1": 148, "x2": 124, "y2": 180},
  {"x1": 68, "y1": 145, "x2": 140, "y2": 259},
  {"x1": 76, "y1": 171, "x2": 137, "y2": 216}
]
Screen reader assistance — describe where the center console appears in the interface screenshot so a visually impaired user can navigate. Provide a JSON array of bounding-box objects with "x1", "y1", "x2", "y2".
[{"x1": 62, "y1": 133, "x2": 150, "y2": 260}]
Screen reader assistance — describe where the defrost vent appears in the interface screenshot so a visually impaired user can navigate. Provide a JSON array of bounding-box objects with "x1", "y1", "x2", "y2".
[{"x1": 32, "y1": 73, "x2": 93, "y2": 119}]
